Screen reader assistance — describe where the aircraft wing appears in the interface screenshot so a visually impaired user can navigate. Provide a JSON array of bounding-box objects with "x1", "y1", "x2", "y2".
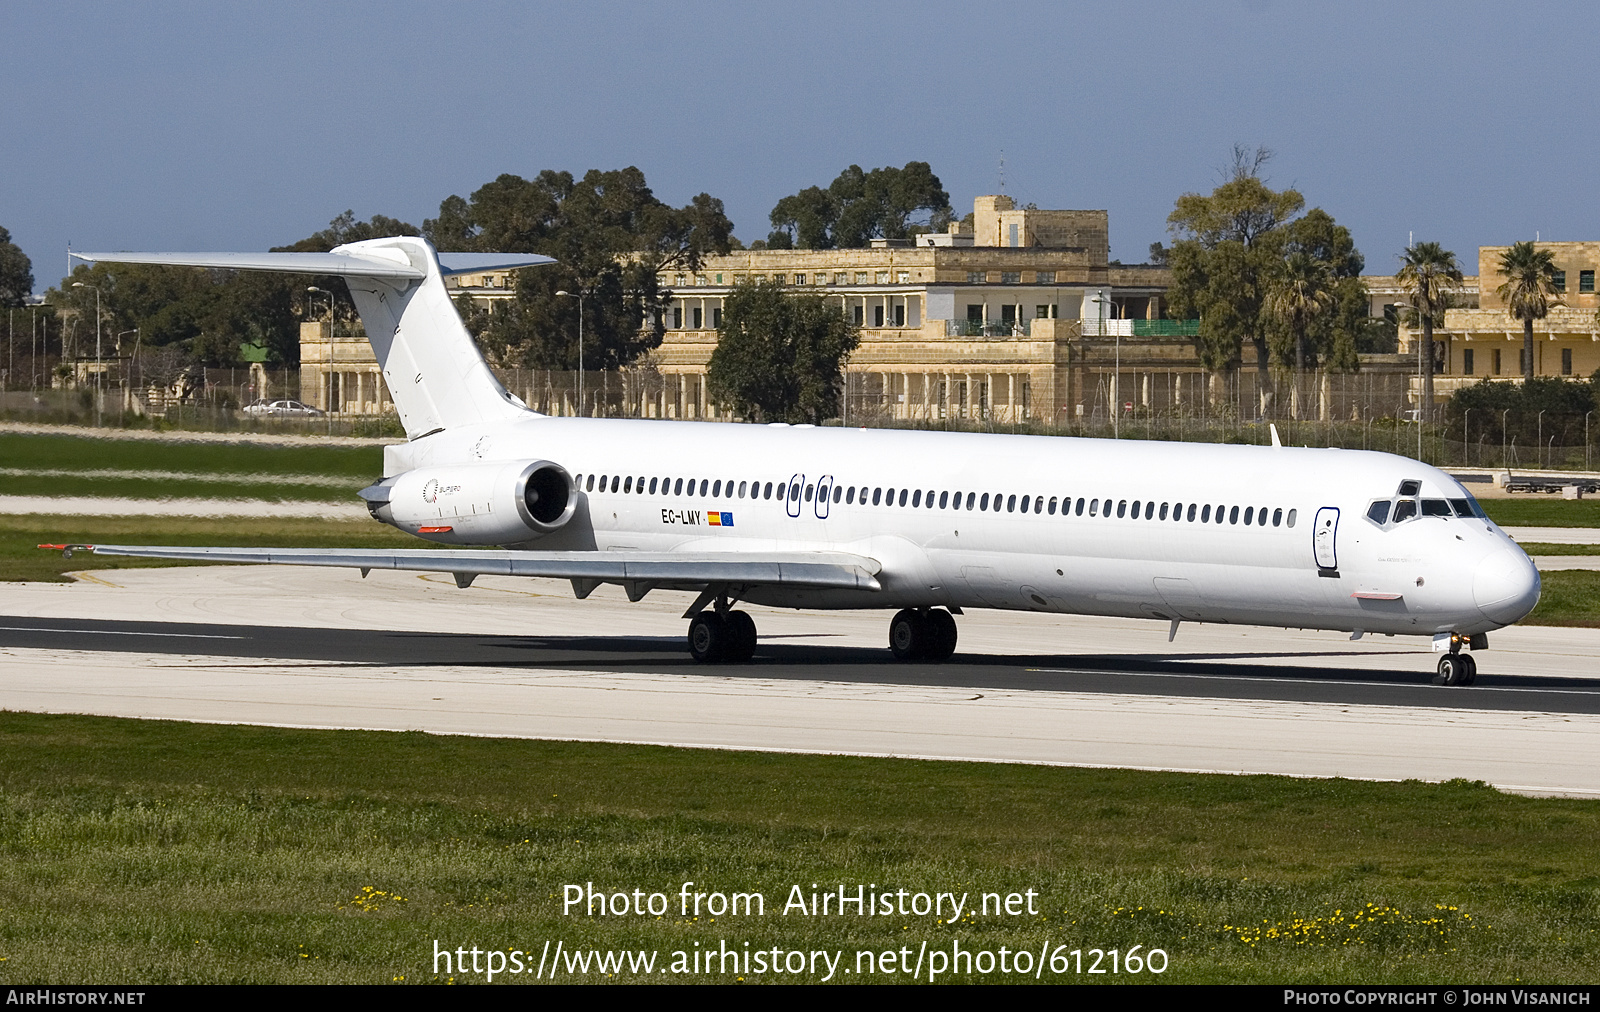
[{"x1": 47, "y1": 544, "x2": 882, "y2": 597}]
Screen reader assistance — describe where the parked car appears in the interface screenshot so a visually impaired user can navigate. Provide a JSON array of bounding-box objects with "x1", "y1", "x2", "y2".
[{"x1": 242, "y1": 398, "x2": 325, "y2": 417}]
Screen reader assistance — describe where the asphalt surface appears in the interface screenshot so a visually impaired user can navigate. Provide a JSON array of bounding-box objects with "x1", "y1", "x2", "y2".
[{"x1": 4, "y1": 611, "x2": 1597, "y2": 715}]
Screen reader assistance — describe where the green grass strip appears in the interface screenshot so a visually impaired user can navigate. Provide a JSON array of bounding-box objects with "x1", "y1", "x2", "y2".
[{"x1": 0, "y1": 713, "x2": 1595, "y2": 983}]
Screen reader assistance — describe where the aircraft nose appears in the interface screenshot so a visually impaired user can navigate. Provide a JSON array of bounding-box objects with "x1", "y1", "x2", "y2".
[{"x1": 1473, "y1": 548, "x2": 1541, "y2": 626}]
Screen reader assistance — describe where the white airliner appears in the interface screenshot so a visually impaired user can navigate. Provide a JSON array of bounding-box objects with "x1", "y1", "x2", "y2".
[{"x1": 63, "y1": 237, "x2": 1541, "y2": 685}]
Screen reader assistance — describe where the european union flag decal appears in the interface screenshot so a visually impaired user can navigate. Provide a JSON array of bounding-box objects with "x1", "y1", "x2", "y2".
[{"x1": 720, "y1": 512, "x2": 733, "y2": 527}]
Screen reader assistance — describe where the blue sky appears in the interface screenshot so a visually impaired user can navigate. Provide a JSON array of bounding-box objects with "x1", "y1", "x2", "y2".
[{"x1": 3, "y1": 1, "x2": 1595, "y2": 293}]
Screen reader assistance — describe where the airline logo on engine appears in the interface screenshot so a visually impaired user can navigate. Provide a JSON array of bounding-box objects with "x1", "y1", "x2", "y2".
[
  {"x1": 422, "y1": 478, "x2": 463, "y2": 504},
  {"x1": 661, "y1": 509, "x2": 733, "y2": 527}
]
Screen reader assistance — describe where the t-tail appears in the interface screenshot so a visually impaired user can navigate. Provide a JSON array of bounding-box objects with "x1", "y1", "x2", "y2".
[{"x1": 74, "y1": 237, "x2": 554, "y2": 439}]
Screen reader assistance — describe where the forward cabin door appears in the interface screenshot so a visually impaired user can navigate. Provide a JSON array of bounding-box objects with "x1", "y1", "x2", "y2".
[{"x1": 1313, "y1": 507, "x2": 1340, "y2": 571}]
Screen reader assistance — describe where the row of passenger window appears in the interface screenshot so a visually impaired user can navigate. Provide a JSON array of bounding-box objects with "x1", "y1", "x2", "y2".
[{"x1": 574, "y1": 470, "x2": 1298, "y2": 528}]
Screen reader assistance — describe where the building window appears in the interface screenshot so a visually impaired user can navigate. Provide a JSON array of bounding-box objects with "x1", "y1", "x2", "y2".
[
  {"x1": 733, "y1": 274, "x2": 746, "y2": 284},
  {"x1": 692, "y1": 307, "x2": 703, "y2": 329},
  {"x1": 695, "y1": 275, "x2": 707, "y2": 286},
  {"x1": 875, "y1": 271, "x2": 889, "y2": 284},
  {"x1": 712, "y1": 307, "x2": 723, "y2": 328},
  {"x1": 715, "y1": 274, "x2": 723, "y2": 285},
  {"x1": 1553, "y1": 270, "x2": 1566, "y2": 292},
  {"x1": 483, "y1": 276, "x2": 495, "y2": 288},
  {"x1": 1037, "y1": 271, "x2": 1056, "y2": 284},
  {"x1": 874, "y1": 305, "x2": 885, "y2": 327},
  {"x1": 853, "y1": 305, "x2": 864, "y2": 325},
  {"x1": 1563, "y1": 347, "x2": 1573, "y2": 375},
  {"x1": 855, "y1": 272, "x2": 870, "y2": 285},
  {"x1": 1582, "y1": 270, "x2": 1595, "y2": 293},
  {"x1": 834, "y1": 272, "x2": 847, "y2": 285},
  {"x1": 897, "y1": 271, "x2": 910, "y2": 283},
  {"x1": 672, "y1": 306, "x2": 683, "y2": 329},
  {"x1": 1493, "y1": 348, "x2": 1501, "y2": 375},
  {"x1": 1008, "y1": 223, "x2": 1020, "y2": 247},
  {"x1": 793, "y1": 274, "x2": 806, "y2": 285},
  {"x1": 968, "y1": 271, "x2": 983, "y2": 284},
  {"x1": 1036, "y1": 305, "x2": 1051, "y2": 319},
  {"x1": 967, "y1": 304, "x2": 983, "y2": 323},
  {"x1": 676, "y1": 275, "x2": 687, "y2": 287},
  {"x1": 1463, "y1": 348, "x2": 1474, "y2": 375},
  {"x1": 893, "y1": 304, "x2": 905, "y2": 326},
  {"x1": 1001, "y1": 272, "x2": 1021, "y2": 285}
]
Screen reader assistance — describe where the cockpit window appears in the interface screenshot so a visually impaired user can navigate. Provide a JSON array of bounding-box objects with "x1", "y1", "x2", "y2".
[
  {"x1": 1398, "y1": 479, "x2": 1421, "y2": 496},
  {"x1": 1422, "y1": 499, "x2": 1453, "y2": 518},
  {"x1": 1367, "y1": 500, "x2": 1391, "y2": 524},
  {"x1": 1392, "y1": 499, "x2": 1418, "y2": 522},
  {"x1": 1449, "y1": 498, "x2": 1475, "y2": 518}
]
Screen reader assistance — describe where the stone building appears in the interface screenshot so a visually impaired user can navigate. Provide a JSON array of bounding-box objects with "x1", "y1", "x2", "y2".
[{"x1": 1394, "y1": 242, "x2": 1600, "y2": 406}]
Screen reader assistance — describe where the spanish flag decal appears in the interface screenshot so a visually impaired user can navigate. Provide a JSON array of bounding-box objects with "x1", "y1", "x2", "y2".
[{"x1": 709, "y1": 512, "x2": 733, "y2": 527}]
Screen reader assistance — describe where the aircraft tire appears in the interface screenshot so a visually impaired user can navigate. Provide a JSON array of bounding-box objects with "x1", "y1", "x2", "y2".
[
  {"x1": 1460, "y1": 653, "x2": 1477, "y2": 685},
  {"x1": 688, "y1": 612, "x2": 728, "y2": 663},
  {"x1": 889, "y1": 609, "x2": 928, "y2": 661},
  {"x1": 926, "y1": 609, "x2": 958, "y2": 661},
  {"x1": 1434, "y1": 654, "x2": 1465, "y2": 686},
  {"x1": 724, "y1": 610, "x2": 757, "y2": 663}
]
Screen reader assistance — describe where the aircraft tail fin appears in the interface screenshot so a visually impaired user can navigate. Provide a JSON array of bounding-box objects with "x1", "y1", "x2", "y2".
[{"x1": 74, "y1": 239, "x2": 555, "y2": 439}]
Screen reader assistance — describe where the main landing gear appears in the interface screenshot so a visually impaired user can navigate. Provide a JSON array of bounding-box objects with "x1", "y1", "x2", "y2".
[
  {"x1": 889, "y1": 608, "x2": 958, "y2": 662},
  {"x1": 687, "y1": 606, "x2": 757, "y2": 664},
  {"x1": 1433, "y1": 635, "x2": 1478, "y2": 687}
]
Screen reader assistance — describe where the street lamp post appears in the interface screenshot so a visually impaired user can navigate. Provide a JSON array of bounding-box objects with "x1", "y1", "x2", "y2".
[
  {"x1": 1586, "y1": 410, "x2": 1594, "y2": 472},
  {"x1": 1463, "y1": 408, "x2": 1471, "y2": 467},
  {"x1": 116, "y1": 329, "x2": 137, "y2": 414},
  {"x1": 1502, "y1": 408, "x2": 1511, "y2": 470},
  {"x1": 556, "y1": 289, "x2": 585, "y2": 417},
  {"x1": 71, "y1": 282, "x2": 102, "y2": 428},
  {"x1": 307, "y1": 287, "x2": 334, "y2": 434}
]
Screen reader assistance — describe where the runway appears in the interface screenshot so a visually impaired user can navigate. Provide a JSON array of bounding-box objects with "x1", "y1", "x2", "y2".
[{"x1": 5, "y1": 565, "x2": 1600, "y2": 796}]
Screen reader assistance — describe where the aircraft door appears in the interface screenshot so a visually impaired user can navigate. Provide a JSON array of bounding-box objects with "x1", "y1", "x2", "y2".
[
  {"x1": 785, "y1": 473, "x2": 804, "y2": 518},
  {"x1": 1313, "y1": 507, "x2": 1339, "y2": 570},
  {"x1": 814, "y1": 475, "x2": 833, "y2": 519}
]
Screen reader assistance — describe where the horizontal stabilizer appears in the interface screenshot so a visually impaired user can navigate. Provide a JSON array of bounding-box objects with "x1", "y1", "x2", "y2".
[
  {"x1": 63, "y1": 545, "x2": 883, "y2": 592},
  {"x1": 436, "y1": 253, "x2": 556, "y2": 275},
  {"x1": 73, "y1": 250, "x2": 428, "y2": 279}
]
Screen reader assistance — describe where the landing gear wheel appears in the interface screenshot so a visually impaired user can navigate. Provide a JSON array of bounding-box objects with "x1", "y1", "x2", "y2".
[
  {"x1": 723, "y1": 610, "x2": 757, "y2": 663},
  {"x1": 926, "y1": 608, "x2": 958, "y2": 661},
  {"x1": 889, "y1": 609, "x2": 929, "y2": 661},
  {"x1": 1434, "y1": 653, "x2": 1470, "y2": 686},
  {"x1": 1460, "y1": 653, "x2": 1478, "y2": 686},
  {"x1": 688, "y1": 612, "x2": 728, "y2": 663}
]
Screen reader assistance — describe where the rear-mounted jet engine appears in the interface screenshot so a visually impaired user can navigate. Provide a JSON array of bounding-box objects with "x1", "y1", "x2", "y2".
[{"x1": 360, "y1": 460, "x2": 574, "y2": 545}]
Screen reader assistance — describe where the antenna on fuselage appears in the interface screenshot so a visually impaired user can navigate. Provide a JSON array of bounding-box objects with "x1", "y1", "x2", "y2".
[{"x1": 1269, "y1": 424, "x2": 1283, "y2": 448}]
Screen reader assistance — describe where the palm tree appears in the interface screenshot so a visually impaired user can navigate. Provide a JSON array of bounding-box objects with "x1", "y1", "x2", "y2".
[
  {"x1": 1268, "y1": 252, "x2": 1333, "y2": 419},
  {"x1": 1395, "y1": 242, "x2": 1463, "y2": 423},
  {"x1": 1497, "y1": 241, "x2": 1561, "y2": 383}
]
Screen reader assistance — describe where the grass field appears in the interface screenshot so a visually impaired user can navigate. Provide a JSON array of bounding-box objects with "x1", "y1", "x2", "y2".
[
  {"x1": 0, "y1": 712, "x2": 1594, "y2": 984},
  {"x1": 1480, "y1": 498, "x2": 1600, "y2": 528}
]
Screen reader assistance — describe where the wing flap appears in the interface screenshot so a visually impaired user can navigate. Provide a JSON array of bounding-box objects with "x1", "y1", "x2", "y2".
[{"x1": 70, "y1": 545, "x2": 882, "y2": 591}]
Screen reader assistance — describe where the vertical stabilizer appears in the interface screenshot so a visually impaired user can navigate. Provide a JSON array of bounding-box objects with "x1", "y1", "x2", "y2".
[{"x1": 333, "y1": 237, "x2": 535, "y2": 438}]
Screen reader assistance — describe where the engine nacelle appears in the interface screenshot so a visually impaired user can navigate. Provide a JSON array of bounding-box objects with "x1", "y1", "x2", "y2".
[{"x1": 366, "y1": 460, "x2": 575, "y2": 545}]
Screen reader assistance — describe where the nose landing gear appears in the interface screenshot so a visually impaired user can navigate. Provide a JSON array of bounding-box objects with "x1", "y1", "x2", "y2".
[
  {"x1": 889, "y1": 608, "x2": 958, "y2": 662},
  {"x1": 1433, "y1": 636, "x2": 1478, "y2": 686}
]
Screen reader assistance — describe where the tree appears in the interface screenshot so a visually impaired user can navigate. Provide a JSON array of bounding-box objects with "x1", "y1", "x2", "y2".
[
  {"x1": 1166, "y1": 148, "x2": 1365, "y2": 416},
  {"x1": 1395, "y1": 242, "x2": 1464, "y2": 422},
  {"x1": 1266, "y1": 252, "x2": 1333, "y2": 418},
  {"x1": 0, "y1": 226, "x2": 32, "y2": 307},
  {"x1": 706, "y1": 281, "x2": 859, "y2": 424},
  {"x1": 422, "y1": 168, "x2": 733, "y2": 370},
  {"x1": 1166, "y1": 147, "x2": 1304, "y2": 413},
  {"x1": 768, "y1": 163, "x2": 952, "y2": 249},
  {"x1": 1496, "y1": 241, "x2": 1561, "y2": 383}
]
